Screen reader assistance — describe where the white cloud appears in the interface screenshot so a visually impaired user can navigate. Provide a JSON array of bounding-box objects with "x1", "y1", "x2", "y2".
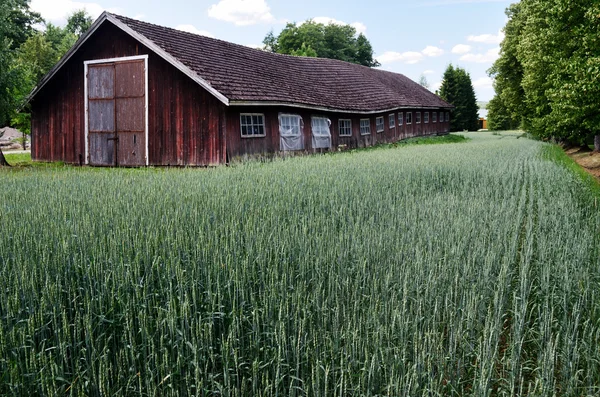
[
  {"x1": 423, "y1": 70, "x2": 435, "y2": 75},
  {"x1": 460, "y1": 47, "x2": 500, "y2": 63},
  {"x1": 472, "y1": 76, "x2": 493, "y2": 89},
  {"x1": 175, "y1": 24, "x2": 215, "y2": 38},
  {"x1": 432, "y1": 81, "x2": 442, "y2": 92},
  {"x1": 305, "y1": 17, "x2": 367, "y2": 35},
  {"x1": 451, "y1": 44, "x2": 472, "y2": 54},
  {"x1": 422, "y1": 45, "x2": 444, "y2": 57},
  {"x1": 208, "y1": 0, "x2": 275, "y2": 26},
  {"x1": 377, "y1": 51, "x2": 424, "y2": 65},
  {"x1": 467, "y1": 30, "x2": 505, "y2": 44},
  {"x1": 350, "y1": 22, "x2": 367, "y2": 35},
  {"x1": 30, "y1": 0, "x2": 119, "y2": 25}
]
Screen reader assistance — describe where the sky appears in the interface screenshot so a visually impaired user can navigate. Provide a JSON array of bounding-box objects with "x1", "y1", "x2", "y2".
[{"x1": 30, "y1": 0, "x2": 514, "y2": 102}]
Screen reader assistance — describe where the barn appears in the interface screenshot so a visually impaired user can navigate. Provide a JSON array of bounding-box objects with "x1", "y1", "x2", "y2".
[{"x1": 28, "y1": 12, "x2": 453, "y2": 167}]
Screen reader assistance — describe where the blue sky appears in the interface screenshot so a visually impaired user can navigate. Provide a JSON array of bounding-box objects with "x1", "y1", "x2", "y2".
[{"x1": 31, "y1": 0, "x2": 513, "y2": 101}]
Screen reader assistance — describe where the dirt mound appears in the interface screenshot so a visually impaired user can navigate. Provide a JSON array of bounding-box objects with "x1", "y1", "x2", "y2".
[{"x1": 569, "y1": 151, "x2": 600, "y2": 180}]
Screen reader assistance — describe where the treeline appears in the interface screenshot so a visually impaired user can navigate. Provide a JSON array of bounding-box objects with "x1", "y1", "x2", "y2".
[
  {"x1": 488, "y1": 0, "x2": 600, "y2": 150},
  {"x1": 263, "y1": 20, "x2": 380, "y2": 67},
  {"x1": 0, "y1": 0, "x2": 92, "y2": 132}
]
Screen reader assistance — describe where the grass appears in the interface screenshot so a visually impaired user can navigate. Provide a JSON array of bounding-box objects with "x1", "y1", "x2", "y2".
[
  {"x1": 3, "y1": 152, "x2": 65, "y2": 168},
  {"x1": 0, "y1": 132, "x2": 599, "y2": 396}
]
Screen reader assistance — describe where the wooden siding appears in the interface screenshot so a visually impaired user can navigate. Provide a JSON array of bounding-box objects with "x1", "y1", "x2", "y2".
[
  {"x1": 31, "y1": 22, "x2": 225, "y2": 166},
  {"x1": 225, "y1": 106, "x2": 450, "y2": 160}
]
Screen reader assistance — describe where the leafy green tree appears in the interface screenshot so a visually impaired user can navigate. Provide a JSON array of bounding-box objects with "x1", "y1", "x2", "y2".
[
  {"x1": 487, "y1": 3, "x2": 526, "y2": 129},
  {"x1": 439, "y1": 64, "x2": 479, "y2": 131},
  {"x1": 290, "y1": 42, "x2": 317, "y2": 57},
  {"x1": 487, "y1": 95, "x2": 520, "y2": 130},
  {"x1": 65, "y1": 9, "x2": 93, "y2": 37},
  {"x1": 490, "y1": 0, "x2": 600, "y2": 150},
  {"x1": 263, "y1": 21, "x2": 380, "y2": 67},
  {"x1": 4, "y1": 0, "x2": 42, "y2": 51}
]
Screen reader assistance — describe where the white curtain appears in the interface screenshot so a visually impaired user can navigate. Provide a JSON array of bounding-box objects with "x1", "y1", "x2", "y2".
[
  {"x1": 279, "y1": 114, "x2": 304, "y2": 151},
  {"x1": 311, "y1": 117, "x2": 331, "y2": 149}
]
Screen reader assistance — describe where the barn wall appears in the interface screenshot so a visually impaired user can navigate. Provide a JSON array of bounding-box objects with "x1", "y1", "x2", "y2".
[
  {"x1": 225, "y1": 106, "x2": 450, "y2": 160},
  {"x1": 31, "y1": 22, "x2": 225, "y2": 166}
]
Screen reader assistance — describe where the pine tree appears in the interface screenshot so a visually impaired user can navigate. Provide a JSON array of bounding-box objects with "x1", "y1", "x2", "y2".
[{"x1": 440, "y1": 64, "x2": 479, "y2": 131}]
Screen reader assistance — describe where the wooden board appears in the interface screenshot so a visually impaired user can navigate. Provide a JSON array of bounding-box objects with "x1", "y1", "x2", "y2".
[{"x1": 87, "y1": 58, "x2": 146, "y2": 166}]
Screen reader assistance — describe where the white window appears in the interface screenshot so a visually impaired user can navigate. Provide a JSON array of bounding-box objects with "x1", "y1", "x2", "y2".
[
  {"x1": 406, "y1": 112, "x2": 412, "y2": 124},
  {"x1": 339, "y1": 119, "x2": 352, "y2": 136},
  {"x1": 416, "y1": 112, "x2": 421, "y2": 124},
  {"x1": 389, "y1": 114, "x2": 396, "y2": 129},
  {"x1": 398, "y1": 112, "x2": 403, "y2": 126},
  {"x1": 360, "y1": 119, "x2": 371, "y2": 135},
  {"x1": 445, "y1": 112, "x2": 450, "y2": 122},
  {"x1": 311, "y1": 117, "x2": 332, "y2": 149},
  {"x1": 432, "y1": 112, "x2": 437, "y2": 123},
  {"x1": 424, "y1": 112, "x2": 429, "y2": 124},
  {"x1": 376, "y1": 117, "x2": 384, "y2": 133},
  {"x1": 240, "y1": 113, "x2": 265, "y2": 137},
  {"x1": 279, "y1": 113, "x2": 303, "y2": 151}
]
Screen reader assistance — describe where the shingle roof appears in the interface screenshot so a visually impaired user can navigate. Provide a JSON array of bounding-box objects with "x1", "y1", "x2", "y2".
[
  {"x1": 112, "y1": 14, "x2": 451, "y2": 113},
  {"x1": 30, "y1": 12, "x2": 452, "y2": 113}
]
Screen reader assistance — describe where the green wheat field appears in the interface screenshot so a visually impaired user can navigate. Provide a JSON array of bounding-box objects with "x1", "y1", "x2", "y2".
[{"x1": 1, "y1": 132, "x2": 599, "y2": 396}]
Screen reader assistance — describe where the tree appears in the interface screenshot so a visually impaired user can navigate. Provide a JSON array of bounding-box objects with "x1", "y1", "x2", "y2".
[
  {"x1": 65, "y1": 9, "x2": 93, "y2": 38},
  {"x1": 418, "y1": 74, "x2": 430, "y2": 90},
  {"x1": 263, "y1": 21, "x2": 380, "y2": 67},
  {"x1": 439, "y1": 64, "x2": 479, "y2": 131},
  {"x1": 490, "y1": 0, "x2": 600, "y2": 150},
  {"x1": 487, "y1": 95, "x2": 520, "y2": 130}
]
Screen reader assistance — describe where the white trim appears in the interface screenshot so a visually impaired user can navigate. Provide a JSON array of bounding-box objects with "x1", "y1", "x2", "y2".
[
  {"x1": 27, "y1": 12, "x2": 229, "y2": 107},
  {"x1": 84, "y1": 62, "x2": 89, "y2": 164},
  {"x1": 388, "y1": 113, "x2": 396, "y2": 129},
  {"x1": 278, "y1": 113, "x2": 303, "y2": 136},
  {"x1": 240, "y1": 113, "x2": 266, "y2": 138},
  {"x1": 338, "y1": 118, "x2": 352, "y2": 137},
  {"x1": 230, "y1": 100, "x2": 451, "y2": 115},
  {"x1": 105, "y1": 14, "x2": 229, "y2": 106},
  {"x1": 375, "y1": 116, "x2": 385, "y2": 133},
  {"x1": 84, "y1": 55, "x2": 149, "y2": 166},
  {"x1": 406, "y1": 112, "x2": 413, "y2": 125},
  {"x1": 144, "y1": 56, "x2": 149, "y2": 166},
  {"x1": 359, "y1": 118, "x2": 371, "y2": 135}
]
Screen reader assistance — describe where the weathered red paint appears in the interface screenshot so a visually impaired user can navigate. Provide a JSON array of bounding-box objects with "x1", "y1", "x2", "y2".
[
  {"x1": 225, "y1": 106, "x2": 450, "y2": 161},
  {"x1": 31, "y1": 22, "x2": 450, "y2": 167},
  {"x1": 31, "y1": 23, "x2": 225, "y2": 166}
]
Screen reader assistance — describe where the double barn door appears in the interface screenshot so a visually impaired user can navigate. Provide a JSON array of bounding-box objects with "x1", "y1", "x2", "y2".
[{"x1": 86, "y1": 57, "x2": 147, "y2": 166}]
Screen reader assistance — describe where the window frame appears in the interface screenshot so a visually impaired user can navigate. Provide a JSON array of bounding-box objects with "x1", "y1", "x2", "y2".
[
  {"x1": 388, "y1": 114, "x2": 396, "y2": 129},
  {"x1": 240, "y1": 113, "x2": 266, "y2": 138},
  {"x1": 445, "y1": 112, "x2": 450, "y2": 122},
  {"x1": 406, "y1": 112, "x2": 413, "y2": 125},
  {"x1": 424, "y1": 112, "x2": 429, "y2": 124},
  {"x1": 360, "y1": 118, "x2": 371, "y2": 135},
  {"x1": 376, "y1": 116, "x2": 385, "y2": 133},
  {"x1": 432, "y1": 112, "x2": 437, "y2": 123},
  {"x1": 339, "y1": 119, "x2": 352, "y2": 137},
  {"x1": 279, "y1": 113, "x2": 303, "y2": 137},
  {"x1": 398, "y1": 112, "x2": 404, "y2": 126},
  {"x1": 416, "y1": 112, "x2": 421, "y2": 124},
  {"x1": 311, "y1": 116, "x2": 332, "y2": 137}
]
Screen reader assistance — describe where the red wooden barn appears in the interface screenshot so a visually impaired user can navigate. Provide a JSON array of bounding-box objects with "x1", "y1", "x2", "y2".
[{"x1": 28, "y1": 12, "x2": 453, "y2": 167}]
